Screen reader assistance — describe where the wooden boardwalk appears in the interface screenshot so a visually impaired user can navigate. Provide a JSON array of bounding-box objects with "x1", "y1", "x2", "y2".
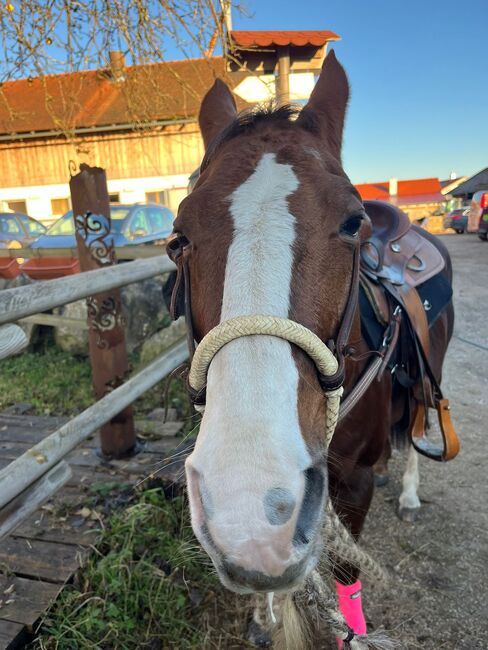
[{"x1": 0, "y1": 411, "x2": 190, "y2": 650}]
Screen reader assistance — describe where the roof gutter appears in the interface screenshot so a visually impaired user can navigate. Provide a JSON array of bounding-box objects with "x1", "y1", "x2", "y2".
[{"x1": 0, "y1": 117, "x2": 196, "y2": 142}]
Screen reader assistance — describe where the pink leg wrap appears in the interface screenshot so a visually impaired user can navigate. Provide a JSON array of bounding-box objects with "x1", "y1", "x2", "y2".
[{"x1": 335, "y1": 579, "x2": 367, "y2": 648}]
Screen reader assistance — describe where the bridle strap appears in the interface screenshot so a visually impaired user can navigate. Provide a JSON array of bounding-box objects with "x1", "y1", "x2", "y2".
[
  {"x1": 167, "y1": 236, "x2": 197, "y2": 361},
  {"x1": 320, "y1": 244, "x2": 361, "y2": 391}
]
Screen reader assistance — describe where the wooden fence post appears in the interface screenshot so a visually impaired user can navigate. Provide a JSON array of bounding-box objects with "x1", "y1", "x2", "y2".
[{"x1": 69, "y1": 163, "x2": 136, "y2": 458}]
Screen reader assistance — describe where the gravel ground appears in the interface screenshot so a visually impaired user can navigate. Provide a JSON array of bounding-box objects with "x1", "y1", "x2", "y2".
[{"x1": 359, "y1": 234, "x2": 488, "y2": 649}]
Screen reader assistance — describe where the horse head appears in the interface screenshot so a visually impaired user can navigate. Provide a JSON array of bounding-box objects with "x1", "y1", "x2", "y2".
[{"x1": 174, "y1": 51, "x2": 369, "y2": 594}]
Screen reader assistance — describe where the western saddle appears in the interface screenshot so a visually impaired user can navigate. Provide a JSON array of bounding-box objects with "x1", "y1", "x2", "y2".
[{"x1": 360, "y1": 200, "x2": 460, "y2": 461}]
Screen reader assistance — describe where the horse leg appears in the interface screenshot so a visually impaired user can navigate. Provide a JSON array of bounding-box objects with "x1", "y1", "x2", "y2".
[
  {"x1": 329, "y1": 464, "x2": 375, "y2": 643},
  {"x1": 373, "y1": 437, "x2": 391, "y2": 487},
  {"x1": 398, "y1": 444, "x2": 421, "y2": 522}
]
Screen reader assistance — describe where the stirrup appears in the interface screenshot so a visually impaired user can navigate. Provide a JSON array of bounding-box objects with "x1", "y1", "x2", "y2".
[{"x1": 411, "y1": 400, "x2": 460, "y2": 462}]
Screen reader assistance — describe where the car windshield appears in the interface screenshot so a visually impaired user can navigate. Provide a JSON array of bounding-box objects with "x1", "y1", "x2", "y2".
[{"x1": 46, "y1": 207, "x2": 131, "y2": 236}]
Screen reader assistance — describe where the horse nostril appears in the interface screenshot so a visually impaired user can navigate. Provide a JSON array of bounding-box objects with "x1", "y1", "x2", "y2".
[
  {"x1": 186, "y1": 463, "x2": 214, "y2": 520},
  {"x1": 264, "y1": 487, "x2": 296, "y2": 525},
  {"x1": 293, "y1": 466, "x2": 326, "y2": 547}
]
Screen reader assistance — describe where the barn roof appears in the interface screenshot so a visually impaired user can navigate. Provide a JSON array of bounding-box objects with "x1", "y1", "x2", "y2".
[
  {"x1": 230, "y1": 30, "x2": 340, "y2": 48},
  {"x1": 0, "y1": 57, "x2": 250, "y2": 139},
  {"x1": 356, "y1": 178, "x2": 444, "y2": 205}
]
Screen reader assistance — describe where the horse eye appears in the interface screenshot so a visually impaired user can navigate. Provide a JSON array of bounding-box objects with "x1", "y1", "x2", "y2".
[{"x1": 340, "y1": 214, "x2": 363, "y2": 238}]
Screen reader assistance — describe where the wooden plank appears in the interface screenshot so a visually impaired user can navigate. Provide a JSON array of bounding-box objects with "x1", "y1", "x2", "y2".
[
  {"x1": 0, "y1": 326, "x2": 27, "y2": 361},
  {"x1": 0, "y1": 619, "x2": 25, "y2": 650},
  {"x1": 0, "y1": 442, "x2": 29, "y2": 459},
  {"x1": 0, "y1": 255, "x2": 175, "y2": 325},
  {"x1": 0, "y1": 462, "x2": 72, "y2": 541},
  {"x1": 0, "y1": 340, "x2": 188, "y2": 509},
  {"x1": 67, "y1": 465, "x2": 136, "y2": 486},
  {"x1": 0, "y1": 575, "x2": 62, "y2": 627},
  {"x1": 0, "y1": 537, "x2": 86, "y2": 583},
  {"x1": 19, "y1": 313, "x2": 88, "y2": 330},
  {"x1": 0, "y1": 414, "x2": 67, "y2": 446},
  {"x1": 11, "y1": 510, "x2": 101, "y2": 547},
  {"x1": 0, "y1": 245, "x2": 168, "y2": 260},
  {"x1": 0, "y1": 247, "x2": 78, "y2": 259},
  {"x1": 0, "y1": 124, "x2": 201, "y2": 188}
]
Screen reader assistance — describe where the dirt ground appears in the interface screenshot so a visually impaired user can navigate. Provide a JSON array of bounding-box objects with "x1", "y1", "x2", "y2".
[{"x1": 359, "y1": 234, "x2": 488, "y2": 649}]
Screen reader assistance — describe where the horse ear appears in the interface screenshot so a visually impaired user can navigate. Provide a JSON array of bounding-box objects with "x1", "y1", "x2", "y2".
[
  {"x1": 199, "y1": 79, "x2": 237, "y2": 151},
  {"x1": 297, "y1": 49, "x2": 349, "y2": 160}
]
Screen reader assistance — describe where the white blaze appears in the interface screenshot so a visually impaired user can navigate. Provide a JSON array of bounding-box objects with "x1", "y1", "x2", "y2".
[{"x1": 187, "y1": 153, "x2": 312, "y2": 571}]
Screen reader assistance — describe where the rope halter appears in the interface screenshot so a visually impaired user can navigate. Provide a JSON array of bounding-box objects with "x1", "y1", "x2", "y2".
[{"x1": 187, "y1": 314, "x2": 344, "y2": 446}]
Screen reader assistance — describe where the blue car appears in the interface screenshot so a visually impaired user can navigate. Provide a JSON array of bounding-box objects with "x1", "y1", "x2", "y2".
[{"x1": 23, "y1": 203, "x2": 175, "y2": 279}]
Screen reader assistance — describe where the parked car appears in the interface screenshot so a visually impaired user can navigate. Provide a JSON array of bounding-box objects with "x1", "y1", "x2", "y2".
[
  {"x1": 0, "y1": 212, "x2": 46, "y2": 249},
  {"x1": 443, "y1": 208, "x2": 469, "y2": 234},
  {"x1": 22, "y1": 203, "x2": 175, "y2": 279},
  {"x1": 468, "y1": 190, "x2": 488, "y2": 241}
]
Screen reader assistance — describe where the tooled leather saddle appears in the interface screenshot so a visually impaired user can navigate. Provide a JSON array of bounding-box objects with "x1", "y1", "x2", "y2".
[{"x1": 360, "y1": 201, "x2": 459, "y2": 461}]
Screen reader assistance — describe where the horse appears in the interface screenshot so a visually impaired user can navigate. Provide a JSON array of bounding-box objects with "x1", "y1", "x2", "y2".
[{"x1": 168, "y1": 50, "x2": 455, "y2": 648}]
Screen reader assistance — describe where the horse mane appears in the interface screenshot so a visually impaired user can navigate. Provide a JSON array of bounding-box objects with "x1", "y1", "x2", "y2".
[{"x1": 200, "y1": 103, "x2": 319, "y2": 172}]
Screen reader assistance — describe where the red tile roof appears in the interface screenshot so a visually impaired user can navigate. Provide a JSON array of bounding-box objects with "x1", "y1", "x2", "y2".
[
  {"x1": 355, "y1": 183, "x2": 388, "y2": 201},
  {"x1": 0, "y1": 57, "x2": 250, "y2": 137},
  {"x1": 397, "y1": 178, "x2": 442, "y2": 197},
  {"x1": 230, "y1": 30, "x2": 340, "y2": 48},
  {"x1": 356, "y1": 178, "x2": 444, "y2": 205}
]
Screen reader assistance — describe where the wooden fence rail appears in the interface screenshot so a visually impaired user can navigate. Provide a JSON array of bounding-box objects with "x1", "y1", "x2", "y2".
[
  {"x1": 0, "y1": 324, "x2": 28, "y2": 360},
  {"x1": 0, "y1": 245, "x2": 166, "y2": 260},
  {"x1": 0, "y1": 461, "x2": 72, "y2": 540},
  {"x1": 0, "y1": 255, "x2": 175, "y2": 325}
]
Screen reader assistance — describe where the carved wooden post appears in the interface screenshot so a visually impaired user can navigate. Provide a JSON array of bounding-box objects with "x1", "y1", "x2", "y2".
[{"x1": 69, "y1": 163, "x2": 136, "y2": 458}]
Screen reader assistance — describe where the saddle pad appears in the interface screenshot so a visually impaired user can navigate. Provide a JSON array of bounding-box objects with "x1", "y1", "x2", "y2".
[{"x1": 359, "y1": 271, "x2": 453, "y2": 352}]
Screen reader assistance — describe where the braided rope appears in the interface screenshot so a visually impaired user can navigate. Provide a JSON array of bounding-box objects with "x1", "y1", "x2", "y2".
[
  {"x1": 324, "y1": 502, "x2": 388, "y2": 583},
  {"x1": 188, "y1": 314, "x2": 343, "y2": 441},
  {"x1": 188, "y1": 314, "x2": 339, "y2": 391}
]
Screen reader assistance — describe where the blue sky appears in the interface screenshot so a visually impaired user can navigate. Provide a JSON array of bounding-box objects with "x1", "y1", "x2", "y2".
[{"x1": 228, "y1": 0, "x2": 487, "y2": 184}]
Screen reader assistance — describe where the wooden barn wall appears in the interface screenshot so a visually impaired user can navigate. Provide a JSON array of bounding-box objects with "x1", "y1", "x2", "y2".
[{"x1": 0, "y1": 124, "x2": 204, "y2": 187}]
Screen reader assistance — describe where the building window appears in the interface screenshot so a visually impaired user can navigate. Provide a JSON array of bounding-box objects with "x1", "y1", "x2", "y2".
[
  {"x1": 109, "y1": 193, "x2": 120, "y2": 203},
  {"x1": 51, "y1": 197, "x2": 71, "y2": 217},
  {"x1": 7, "y1": 200, "x2": 27, "y2": 214},
  {"x1": 146, "y1": 190, "x2": 168, "y2": 205}
]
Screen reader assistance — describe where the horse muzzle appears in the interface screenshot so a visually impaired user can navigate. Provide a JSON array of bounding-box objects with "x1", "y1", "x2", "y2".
[{"x1": 187, "y1": 461, "x2": 327, "y2": 593}]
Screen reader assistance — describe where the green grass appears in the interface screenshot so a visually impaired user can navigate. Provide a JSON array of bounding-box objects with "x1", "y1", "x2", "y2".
[
  {"x1": 32, "y1": 487, "x2": 223, "y2": 650},
  {"x1": 0, "y1": 343, "x2": 193, "y2": 424},
  {"x1": 0, "y1": 346, "x2": 93, "y2": 415}
]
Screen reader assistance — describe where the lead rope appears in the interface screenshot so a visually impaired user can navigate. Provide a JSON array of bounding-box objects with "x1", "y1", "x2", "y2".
[{"x1": 188, "y1": 314, "x2": 393, "y2": 649}]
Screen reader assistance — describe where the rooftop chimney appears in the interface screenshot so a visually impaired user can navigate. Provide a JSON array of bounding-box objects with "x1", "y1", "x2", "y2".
[
  {"x1": 389, "y1": 177, "x2": 398, "y2": 196},
  {"x1": 109, "y1": 51, "x2": 126, "y2": 82},
  {"x1": 450, "y1": 171, "x2": 457, "y2": 180}
]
